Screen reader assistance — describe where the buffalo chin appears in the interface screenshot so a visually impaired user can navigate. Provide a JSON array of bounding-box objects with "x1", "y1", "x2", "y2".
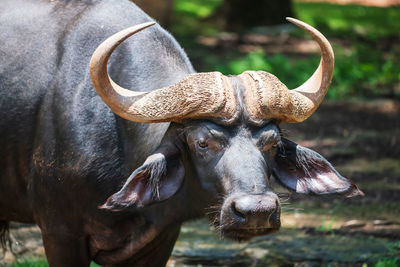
[
  {"x1": 221, "y1": 227, "x2": 280, "y2": 241},
  {"x1": 212, "y1": 216, "x2": 281, "y2": 242}
]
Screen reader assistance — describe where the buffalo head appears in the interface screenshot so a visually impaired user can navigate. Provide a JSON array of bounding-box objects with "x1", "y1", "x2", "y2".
[{"x1": 91, "y1": 18, "x2": 363, "y2": 241}]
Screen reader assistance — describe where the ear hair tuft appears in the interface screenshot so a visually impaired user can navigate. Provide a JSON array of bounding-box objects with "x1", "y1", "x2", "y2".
[{"x1": 141, "y1": 153, "x2": 167, "y2": 200}]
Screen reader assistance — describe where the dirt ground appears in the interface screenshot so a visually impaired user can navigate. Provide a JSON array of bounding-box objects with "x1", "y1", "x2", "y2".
[{"x1": 1, "y1": 99, "x2": 399, "y2": 266}]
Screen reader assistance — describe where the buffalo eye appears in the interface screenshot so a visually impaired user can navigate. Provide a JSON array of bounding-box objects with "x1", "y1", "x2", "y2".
[
  {"x1": 259, "y1": 136, "x2": 280, "y2": 152},
  {"x1": 197, "y1": 138, "x2": 208, "y2": 149},
  {"x1": 262, "y1": 143, "x2": 277, "y2": 152}
]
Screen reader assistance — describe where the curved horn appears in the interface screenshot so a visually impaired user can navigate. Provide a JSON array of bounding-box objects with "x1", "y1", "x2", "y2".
[
  {"x1": 90, "y1": 22, "x2": 236, "y2": 123},
  {"x1": 240, "y1": 18, "x2": 334, "y2": 123},
  {"x1": 286, "y1": 17, "x2": 335, "y2": 122},
  {"x1": 90, "y1": 22, "x2": 154, "y2": 121}
]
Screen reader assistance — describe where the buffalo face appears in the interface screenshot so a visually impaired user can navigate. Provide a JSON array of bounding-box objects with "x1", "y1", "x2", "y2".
[{"x1": 185, "y1": 121, "x2": 282, "y2": 240}]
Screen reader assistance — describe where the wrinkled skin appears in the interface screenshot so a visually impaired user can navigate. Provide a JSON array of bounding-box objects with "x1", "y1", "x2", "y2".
[{"x1": 0, "y1": 0, "x2": 362, "y2": 266}]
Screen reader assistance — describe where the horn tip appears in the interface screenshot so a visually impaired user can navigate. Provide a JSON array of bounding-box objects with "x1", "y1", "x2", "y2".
[
  {"x1": 140, "y1": 21, "x2": 156, "y2": 29},
  {"x1": 286, "y1": 17, "x2": 304, "y2": 27}
]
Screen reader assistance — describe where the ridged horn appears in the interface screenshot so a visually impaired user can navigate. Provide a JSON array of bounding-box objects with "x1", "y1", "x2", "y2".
[
  {"x1": 240, "y1": 18, "x2": 334, "y2": 123},
  {"x1": 287, "y1": 17, "x2": 335, "y2": 122},
  {"x1": 90, "y1": 22, "x2": 236, "y2": 123}
]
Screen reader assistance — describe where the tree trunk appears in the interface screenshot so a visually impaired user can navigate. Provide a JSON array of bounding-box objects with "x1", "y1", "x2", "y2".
[
  {"x1": 132, "y1": 0, "x2": 174, "y2": 27},
  {"x1": 220, "y1": 0, "x2": 294, "y2": 31}
]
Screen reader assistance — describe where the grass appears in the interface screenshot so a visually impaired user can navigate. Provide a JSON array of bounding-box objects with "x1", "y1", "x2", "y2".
[
  {"x1": 7, "y1": 259, "x2": 100, "y2": 267},
  {"x1": 374, "y1": 258, "x2": 399, "y2": 267},
  {"x1": 8, "y1": 259, "x2": 48, "y2": 267},
  {"x1": 315, "y1": 219, "x2": 336, "y2": 236},
  {"x1": 171, "y1": 0, "x2": 400, "y2": 100}
]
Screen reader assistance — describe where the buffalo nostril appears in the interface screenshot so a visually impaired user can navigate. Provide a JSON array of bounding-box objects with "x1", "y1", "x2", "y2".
[
  {"x1": 230, "y1": 202, "x2": 246, "y2": 222},
  {"x1": 269, "y1": 200, "x2": 279, "y2": 216},
  {"x1": 269, "y1": 203, "x2": 281, "y2": 228}
]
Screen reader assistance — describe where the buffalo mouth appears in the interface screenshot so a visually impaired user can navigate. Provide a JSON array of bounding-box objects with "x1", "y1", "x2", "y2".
[
  {"x1": 216, "y1": 213, "x2": 281, "y2": 241},
  {"x1": 221, "y1": 227, "x2": 279, "y2": 241}
]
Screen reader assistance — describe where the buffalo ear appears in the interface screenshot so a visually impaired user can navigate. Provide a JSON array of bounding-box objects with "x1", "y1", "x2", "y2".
[
  {"x1": 273, "y1": 138, "x2": 363, "y2": 197},
  {"x1": 101, "y1": 124, "x2": 185, "y2": 210},
  {"x1": 101, "y1": 152, "x2": 184, "y2": 210}
]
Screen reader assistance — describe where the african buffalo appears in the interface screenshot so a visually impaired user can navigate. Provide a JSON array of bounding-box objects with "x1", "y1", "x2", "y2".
[{"x1": 0, "y1": 0, "x2": 363, "y2": 266}]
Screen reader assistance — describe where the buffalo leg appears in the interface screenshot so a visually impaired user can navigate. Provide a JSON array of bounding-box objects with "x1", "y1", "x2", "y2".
[{"x1": 41, "y1": 231, "x2": 91, "y2": 267}]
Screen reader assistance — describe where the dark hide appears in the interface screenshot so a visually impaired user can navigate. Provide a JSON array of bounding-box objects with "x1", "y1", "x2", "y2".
[
  {"x1": 273, "y1": 138, "x2": 363, "y2": 197},
  {"x1": 0, "y1": 0, "x2": 362, "y2": 266}
]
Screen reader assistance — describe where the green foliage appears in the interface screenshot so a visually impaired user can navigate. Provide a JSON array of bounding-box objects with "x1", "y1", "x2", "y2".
[
  {"x1": 209, "y1": 50, "x2": 320, "y2": 92},
  {"x1": 174, "y1": 0, "x2": 222, "y2": 19},
  {"x1": 195, "y1": 46, "x2": 399, "y2": 100},
  {"x1": 387, "y1": 241, "x2": 400, "y2": 254},
  {"x1": 172, "y1": 0, "x2": 222, "y2": 36},
  {"x1": 313, "y1": 5, "x2": 400, "y2": 99},
  {"x1": 173, "y1": 0, "x2": 400, "y2": 39},
  {"x1": 172, "y1": 1, "x2": 400, "y2": 100},
  {"x1": 329, "y1": 43, "x2": 400, "y2": 99},
  {"x1": 293, "y1": 2, "x2": 400, "y2": 40},
  {"x1": 374, "y1": 258, "x2": 399, "y2": 267}
]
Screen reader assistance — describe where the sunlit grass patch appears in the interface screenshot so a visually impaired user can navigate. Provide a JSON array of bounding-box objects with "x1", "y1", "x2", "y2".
[
  {"x1": 7, "y1": 259, "x2": 100, "y2": 267},
  {"x1": 374, "y1": 258, "x2": 399, "y2": 267},
  {"x1": 8, "y1": 259, "x2": 48, "y2": 267}
]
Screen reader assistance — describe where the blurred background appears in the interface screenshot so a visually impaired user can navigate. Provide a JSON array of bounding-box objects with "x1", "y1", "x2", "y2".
[{"x1": 1, "y1": 0, "x2": 399, "y2": 266}]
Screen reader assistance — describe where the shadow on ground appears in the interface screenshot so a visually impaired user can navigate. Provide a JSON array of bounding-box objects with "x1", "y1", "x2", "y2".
[{"x1": 1, "y1": 100, "x2": 399, "y2": 266}]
